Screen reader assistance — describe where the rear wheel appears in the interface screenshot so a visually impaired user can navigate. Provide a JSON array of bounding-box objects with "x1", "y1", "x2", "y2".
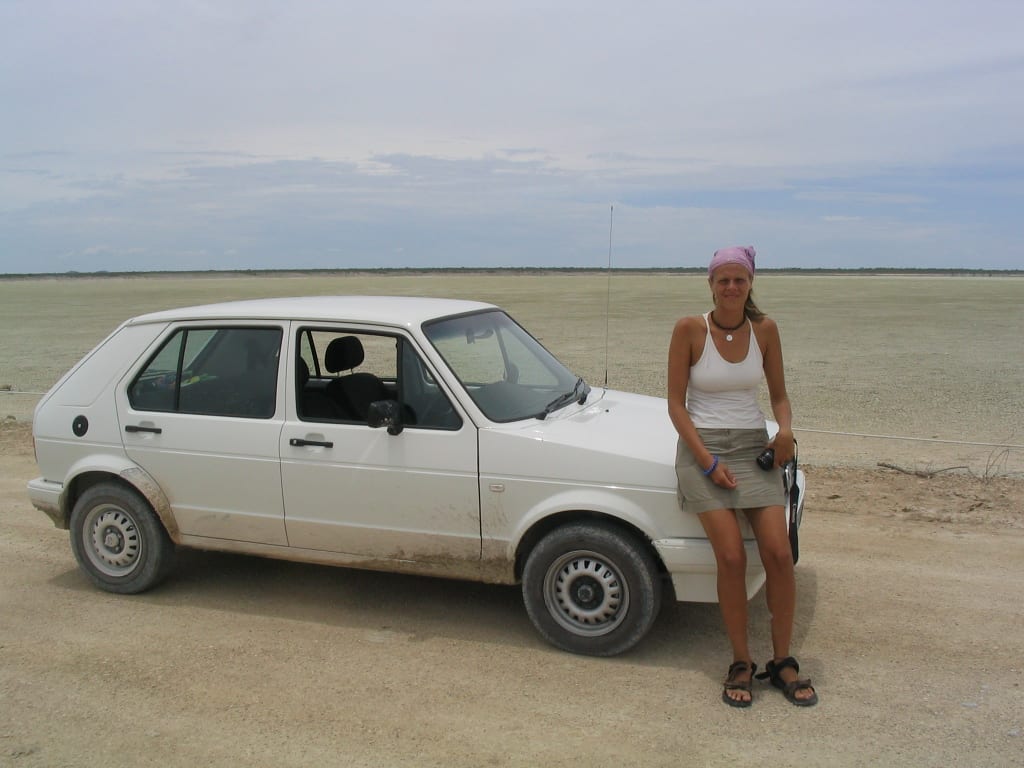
[
  {"x1": 69, "y1": 483, "x2": 175, "y2": 594},
  {"x1": 522, "y1": 522, "x2": 662, "y2": 656}
]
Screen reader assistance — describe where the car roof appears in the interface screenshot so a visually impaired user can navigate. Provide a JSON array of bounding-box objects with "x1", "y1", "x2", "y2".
[{"x1": 126, "y1": 295, "x2": 498, "y2": 329}]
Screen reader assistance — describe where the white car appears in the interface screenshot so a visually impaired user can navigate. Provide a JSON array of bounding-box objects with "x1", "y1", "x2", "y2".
[{"x1": 28, "y1": 296, "x2": 804, "y2": 656}]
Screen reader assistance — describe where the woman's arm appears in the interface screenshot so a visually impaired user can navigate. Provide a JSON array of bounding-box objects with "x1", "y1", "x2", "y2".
[
  {"x1": 759, "y1": 317, "x2": 795, "y2": 466},
  {"x1": 668, "y1": 317, "x2": 737, "y2": 488}
]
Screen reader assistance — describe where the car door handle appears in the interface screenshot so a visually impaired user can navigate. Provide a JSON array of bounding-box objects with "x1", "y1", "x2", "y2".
[
  {"x1": 289, "y1": 438, "x2": 334, "y2": 448},
  {"x1": 125, "y1": 424, "x2": 163, "y2": 434}
]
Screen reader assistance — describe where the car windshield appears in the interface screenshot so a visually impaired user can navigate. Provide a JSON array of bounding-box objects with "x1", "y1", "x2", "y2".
[{"x1": 424, "y1": 310, "x2": 585, "y2": 422}]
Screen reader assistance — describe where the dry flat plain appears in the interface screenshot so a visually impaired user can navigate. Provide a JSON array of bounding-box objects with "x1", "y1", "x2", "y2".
[{"x1": 1, "y1": 273, "x2": 1022, "y2": 768}]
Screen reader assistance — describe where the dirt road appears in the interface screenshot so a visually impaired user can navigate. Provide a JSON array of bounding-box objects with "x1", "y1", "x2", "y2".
[{"x1": 1, "y1": 420, "x2": 1021, "y2": 767}]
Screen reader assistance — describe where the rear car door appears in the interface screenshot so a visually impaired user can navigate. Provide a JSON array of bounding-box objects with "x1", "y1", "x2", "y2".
[{"x1": 117, "y1": 324, "x2": 288, "y2": 545}]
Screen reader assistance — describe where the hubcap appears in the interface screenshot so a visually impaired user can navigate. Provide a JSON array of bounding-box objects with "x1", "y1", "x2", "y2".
[
  {"x1": 543, "y1": 549, "x2": 628, "y2": 638},
  {"x1": 84, "y1": 504, "x2": 142, "y2": 577}
]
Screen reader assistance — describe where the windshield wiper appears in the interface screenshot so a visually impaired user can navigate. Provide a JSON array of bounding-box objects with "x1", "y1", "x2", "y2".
[{"x1": 536, "y1": 376, "x2": 590, "y2": 420}]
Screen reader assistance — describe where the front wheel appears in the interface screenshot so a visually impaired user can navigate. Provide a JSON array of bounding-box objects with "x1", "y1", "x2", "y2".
[
  {"x1": 522, "y1": 522, "x2": 662, "y2": 656},
  {"x1": 69, "y1": 482, "x2": 176, "y2": 594}
]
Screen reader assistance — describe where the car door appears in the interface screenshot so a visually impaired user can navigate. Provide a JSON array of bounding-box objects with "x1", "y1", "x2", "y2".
[
  {"x1": 280, "y1": 325, "x2": 480, "y2": 561},
  {"x1": 117, "y1": 324, "x2": 288, "y2": 545}
]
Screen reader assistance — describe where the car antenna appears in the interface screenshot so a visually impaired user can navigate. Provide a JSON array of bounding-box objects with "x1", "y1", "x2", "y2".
[{"x1": 603, "y1": 204, "x2": 614, "y2": 388}]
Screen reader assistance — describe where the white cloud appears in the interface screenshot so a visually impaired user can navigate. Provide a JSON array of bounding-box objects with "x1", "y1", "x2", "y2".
[{"x1": 1, "y1": 1, "x2": 1022, "y2": 272}]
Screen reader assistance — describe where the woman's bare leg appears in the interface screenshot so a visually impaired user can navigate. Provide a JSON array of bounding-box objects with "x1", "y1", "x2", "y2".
[
  {"x1": 744, "y1": 505, "x2": 814, "y2": 701},
  {"x1": 698, "y1": 507, "x2": 753, "y2": 703}
]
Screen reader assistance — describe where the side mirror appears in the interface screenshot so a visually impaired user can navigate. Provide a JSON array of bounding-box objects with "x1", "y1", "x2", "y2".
[{"x1": 367, "y1": 399, "x2": 403, "y2": 435}]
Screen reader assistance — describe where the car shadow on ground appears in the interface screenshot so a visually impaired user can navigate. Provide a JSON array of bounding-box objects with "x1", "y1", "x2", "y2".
[
  {"x1": 51, "y1": 548, "x2": 538, "y2": 648},
  {"x1": 48, "y1": 548, "x2": 820, "y2": 672}
]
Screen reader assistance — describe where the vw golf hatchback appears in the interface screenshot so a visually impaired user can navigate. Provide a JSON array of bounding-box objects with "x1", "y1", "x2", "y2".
[{"x1": 28, "y1": 296, "x2": 804, "y2": 656}]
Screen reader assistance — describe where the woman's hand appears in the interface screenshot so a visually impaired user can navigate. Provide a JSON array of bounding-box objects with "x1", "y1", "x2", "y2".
[
  {"x1": 769, "y1": 429, "x2": 795, "y2": 466},
  {"x1": 707, "y1": 459, "x2": 738, "y2": 489}
]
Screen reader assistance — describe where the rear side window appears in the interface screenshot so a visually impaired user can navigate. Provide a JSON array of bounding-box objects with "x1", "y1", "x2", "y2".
[{"x1": 128, "y1": 327, "x2": 282, "y2": 418}]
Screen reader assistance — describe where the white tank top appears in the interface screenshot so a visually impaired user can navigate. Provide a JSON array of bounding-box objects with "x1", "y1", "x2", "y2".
[{"x1": 686, "y1": 312, "x2": 766, "y2": 429}]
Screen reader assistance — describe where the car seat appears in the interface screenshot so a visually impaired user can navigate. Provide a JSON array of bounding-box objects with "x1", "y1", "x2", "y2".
[
  {"x1": 324, "y1": 336, "x2": 390, "y2": 422},
  {"x1": 296, "y1": 357, "x2": 347, "y2": 420}
]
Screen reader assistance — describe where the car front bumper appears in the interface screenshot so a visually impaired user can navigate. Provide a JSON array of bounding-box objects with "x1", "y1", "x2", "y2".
[{"x1": 653, "y1": 537, "x2": 767, "y2": 602}]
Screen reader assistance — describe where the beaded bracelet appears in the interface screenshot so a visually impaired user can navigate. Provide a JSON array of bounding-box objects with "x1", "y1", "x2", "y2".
[{"x1": 703, "y1": 455, "x2": 719, "y2": 476}]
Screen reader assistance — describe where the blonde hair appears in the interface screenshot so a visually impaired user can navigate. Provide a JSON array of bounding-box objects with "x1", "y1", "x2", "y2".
[{"x1": 744, "y1": 292, "x2": 765, "y2": 321}]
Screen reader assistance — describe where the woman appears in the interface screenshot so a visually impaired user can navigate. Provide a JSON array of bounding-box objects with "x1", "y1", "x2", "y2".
[{"x1": 667, "y1": 246, "x2": 817, "y2": 708}]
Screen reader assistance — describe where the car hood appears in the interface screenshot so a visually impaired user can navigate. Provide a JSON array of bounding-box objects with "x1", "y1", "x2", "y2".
[{"x1": 478, "y1": 388, "x2": 682, "y2": 490}]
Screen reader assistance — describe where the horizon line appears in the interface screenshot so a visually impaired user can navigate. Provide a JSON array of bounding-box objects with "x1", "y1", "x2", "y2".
[{"x1": 2, "y1": 265, "x2": 1022, "y2": 280}]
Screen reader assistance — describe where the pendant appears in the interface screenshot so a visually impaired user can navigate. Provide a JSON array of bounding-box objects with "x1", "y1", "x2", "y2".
[{"x1": 725, "y1": 334, "x2": 734, "y2": 342}]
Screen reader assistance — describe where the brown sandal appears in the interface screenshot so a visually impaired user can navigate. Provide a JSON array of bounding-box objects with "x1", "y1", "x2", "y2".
[
  {"x1": 756, "y1": 656, "x2": 818, "y2": 707},
  {"x1": 722, "y1": 660, "x2": 757, "y2": 708}
]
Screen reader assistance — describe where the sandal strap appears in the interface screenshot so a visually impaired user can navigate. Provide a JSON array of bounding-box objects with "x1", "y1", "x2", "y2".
[
  {"x1": 725, "y1": 660, "x2": 757, "y2": 682},
  {"x1": 772, "y1": 656, "x2": 800, "y2": 674},
  {"x1": 755, "y1": 655, "x2": 800, "y2": 681}
]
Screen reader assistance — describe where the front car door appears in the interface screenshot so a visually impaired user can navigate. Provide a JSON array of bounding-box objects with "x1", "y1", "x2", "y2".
[{"x1": 280, "y1": 325, "x2": 480, "y2": 563}]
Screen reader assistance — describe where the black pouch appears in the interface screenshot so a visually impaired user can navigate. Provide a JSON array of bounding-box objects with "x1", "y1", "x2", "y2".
[{"x1": 782, "y1": 442, "x2": 800, "y2": 564}]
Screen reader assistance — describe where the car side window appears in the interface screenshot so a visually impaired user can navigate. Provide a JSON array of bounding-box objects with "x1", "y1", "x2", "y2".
[
  {"x1": 129, "y1": 327, "x2": 282, "y2": 418},
  {"x1": 294, "y1": 329, "x2": 397, "y2": 423},
  {"x1": 399, "y1": 340, "x2": 461, "y2": 430},
  {"x1": 294, "y1": 329, "x2": 459, "y2": 429}
]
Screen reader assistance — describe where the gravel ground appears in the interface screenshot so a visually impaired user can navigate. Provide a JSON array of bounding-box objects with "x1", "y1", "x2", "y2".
[
  {"x1": 2, "y1": 274, "x2": 1021, "y2": 766},
  {"x1": 1, "y1": 420, "x2": 1022, "y2": 768}
]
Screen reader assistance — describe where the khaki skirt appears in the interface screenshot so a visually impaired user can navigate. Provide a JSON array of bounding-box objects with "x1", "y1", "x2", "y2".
[{"x1": 676, "y1": 427, "x2": 785, "y2": 515}]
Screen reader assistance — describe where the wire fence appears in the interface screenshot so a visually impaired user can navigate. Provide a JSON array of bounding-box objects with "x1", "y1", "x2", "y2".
[{"x1": 793, "y1": 427, "x2": 1023, "y2": 451}]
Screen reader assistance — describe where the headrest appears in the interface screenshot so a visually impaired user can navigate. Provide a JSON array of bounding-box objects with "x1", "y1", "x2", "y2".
[{"x1": 325, "y1": 336, "x2": 365, "y2": 373}]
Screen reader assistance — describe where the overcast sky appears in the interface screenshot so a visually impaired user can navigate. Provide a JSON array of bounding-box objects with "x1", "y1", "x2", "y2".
[{"x1": 2, "y1": 1, "x2": 1022, "y2": 273}]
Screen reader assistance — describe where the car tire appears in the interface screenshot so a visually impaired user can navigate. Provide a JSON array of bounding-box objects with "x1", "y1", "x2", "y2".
[
  {"x1": 69, "y1": 482, "x2": 176, "y2": 594},
  {"x1": 522, "y1": 522, "x2": 662, "y2": 657}
]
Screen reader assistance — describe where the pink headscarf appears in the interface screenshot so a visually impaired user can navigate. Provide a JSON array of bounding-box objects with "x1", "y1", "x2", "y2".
[{"x1": 708, "y1": 246, "x2": 756, "y2": 277}]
